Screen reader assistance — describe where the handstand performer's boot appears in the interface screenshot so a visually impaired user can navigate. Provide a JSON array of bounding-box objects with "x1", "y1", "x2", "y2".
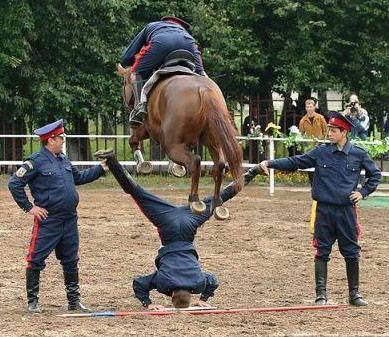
[
  {"x1": 314, "y1": 259, "x2": 328, "y2": 305},
  {"x1": 243, "y1": 165, "x2": 263, "y2": 185},
  {"x1": 64, "y1": 272, "x2": 91, "y2": 312},
  {"x1": 129, "y1": 73, "x2": 147, "y2": 128},
  {"x1": 26, "y1": 269, "x2": 41, "y2": 314},
  {"x1": 95, "y1": 149, "x2": 138, "y2": 193},
  {"x1": 346, "y1": 259, "x2": 367, "y2": 307}
]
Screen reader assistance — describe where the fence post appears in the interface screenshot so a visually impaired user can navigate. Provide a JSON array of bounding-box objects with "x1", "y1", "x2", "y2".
[{"x1": 269, "y1": 138, "x2": 275, "y2": 196}]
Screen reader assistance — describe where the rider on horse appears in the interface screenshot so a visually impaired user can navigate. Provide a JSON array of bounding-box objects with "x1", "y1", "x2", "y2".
[{"x1": 121, "y1": 16, "x2": 205, "y2": 127}]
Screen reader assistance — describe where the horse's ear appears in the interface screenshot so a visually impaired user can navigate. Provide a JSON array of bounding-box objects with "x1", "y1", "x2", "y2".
[{"x1": 117, "y1": 63, "x2": 127, "y2": 77}]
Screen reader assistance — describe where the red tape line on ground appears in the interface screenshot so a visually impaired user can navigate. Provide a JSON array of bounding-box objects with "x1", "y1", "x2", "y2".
[{"x1": 58, "y1": 304, "x2": 348, "y2": 318}]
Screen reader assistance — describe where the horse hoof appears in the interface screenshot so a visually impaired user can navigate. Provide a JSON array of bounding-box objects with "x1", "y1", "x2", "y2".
[
  {"x1": 170, "y1": 164, "x2": 186, "y2": 178},
  {"x1": 190, "y1": 201, "x2": 206, "y2": 215},
  {"x1": 214, "y1": 206, "x2": 229, "y2": 220},
  {"x1": 136, "y1": 161, "x2": 153, "y2": 174}
]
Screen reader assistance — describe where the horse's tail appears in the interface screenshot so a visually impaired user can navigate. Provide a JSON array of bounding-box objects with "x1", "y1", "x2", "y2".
[{"x1": 199, "y1": 86, "x2": 243, "y2": 188}]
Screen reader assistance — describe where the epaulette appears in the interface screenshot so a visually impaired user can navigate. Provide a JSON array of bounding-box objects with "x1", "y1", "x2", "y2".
[
  {"x1": 26, "y1": 152, "x2": 41, "y2": 160},
  {"x1": 354, "y1": 144, "x2": 367, "y2": 152}
]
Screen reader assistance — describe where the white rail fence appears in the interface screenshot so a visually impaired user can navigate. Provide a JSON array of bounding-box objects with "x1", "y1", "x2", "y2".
[{"x1": 0, "y1": 134, "x2": 387, "y2": 196}]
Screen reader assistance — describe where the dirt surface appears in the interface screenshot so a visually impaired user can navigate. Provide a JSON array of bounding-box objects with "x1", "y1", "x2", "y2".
[{"x1": 1, "y1": 182, "x2": 388, "y2": 337}]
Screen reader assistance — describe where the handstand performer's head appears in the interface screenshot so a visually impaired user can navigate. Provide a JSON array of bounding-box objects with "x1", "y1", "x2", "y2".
[{"x1": 172, "y1": 289, "x2": 191, "y2": 308}]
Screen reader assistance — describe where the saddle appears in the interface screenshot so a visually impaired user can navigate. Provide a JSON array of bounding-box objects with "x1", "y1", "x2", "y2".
[
  {"x1": 160, "y1": 49, "x2": 196, "y2": 72},
  {"x1": 139, "y1": 50, "x2": 198, "y2": 106}
]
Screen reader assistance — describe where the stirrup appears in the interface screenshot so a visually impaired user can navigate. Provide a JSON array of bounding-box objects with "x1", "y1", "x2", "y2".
[{"x1": 129, "y1": 103, "x2": 147, "y2": 127}]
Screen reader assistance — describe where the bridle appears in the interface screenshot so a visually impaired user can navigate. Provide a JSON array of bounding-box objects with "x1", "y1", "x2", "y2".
[{"x1": 122, "y1": 74, "x2": 134, "y2": 112}]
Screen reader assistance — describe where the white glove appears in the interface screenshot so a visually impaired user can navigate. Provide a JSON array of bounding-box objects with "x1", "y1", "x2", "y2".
[
  {"x1": 100, "y1": 159, "x2": 109, "y2": 172},
  {"x1": 259, "y1": 160, "x2": 270, "y2": 176}
]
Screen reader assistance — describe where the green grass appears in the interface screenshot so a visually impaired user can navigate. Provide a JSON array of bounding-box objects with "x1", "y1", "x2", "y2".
[{"x1": 359, "y1": 196, "x2": 389, "y2": 209}]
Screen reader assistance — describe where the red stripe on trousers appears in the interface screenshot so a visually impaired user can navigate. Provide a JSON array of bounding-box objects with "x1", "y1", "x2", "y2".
[
  {"x1": 130, "y1": 43, "x2": 153, "y2": 72},
  {"x1": 311, "y1": 237, "x2": 320, "y2": 259},
  {"x1": 26, "y1": 217, "x2": 40, "y2": 268},
  {"x1": 353, "y1": 204, "x2": 362, "y2": 241}
]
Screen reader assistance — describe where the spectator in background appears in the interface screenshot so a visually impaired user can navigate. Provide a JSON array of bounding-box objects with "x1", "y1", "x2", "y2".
[
  {"x1": 299, "y1": 99, "x2": 328, "y2": 139},
  {"x1": 242, "y1": 112, "x2": 261, "y2": 163},
  {"x1": 384, "y1": 109, "x2": 389, "y2": 137},
  {"x1": 345, "y1": 94, "x2": 370, "y2": 140}
]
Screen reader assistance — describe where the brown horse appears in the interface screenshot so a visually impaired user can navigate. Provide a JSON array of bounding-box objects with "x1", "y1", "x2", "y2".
[{"x1": 118, "y1": 64, "x2": 243, "y2": 219}]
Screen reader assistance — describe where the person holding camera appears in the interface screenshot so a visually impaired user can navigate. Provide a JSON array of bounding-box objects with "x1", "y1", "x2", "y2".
[{"x1": 344, "y1": 94, "x2": 370, "y2": 140}]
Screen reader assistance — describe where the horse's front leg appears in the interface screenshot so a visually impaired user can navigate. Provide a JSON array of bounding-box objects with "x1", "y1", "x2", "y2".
[
  {"x1": 129, "y1": 127, "x2": 153, "y2": 174},
  {"x1": 209, "y1": 148, "x2": 229, "y2": 220}
]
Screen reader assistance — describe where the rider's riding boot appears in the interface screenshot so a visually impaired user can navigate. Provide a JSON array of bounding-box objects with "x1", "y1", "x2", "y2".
[
  {"x1": 314, "y1": 259, "x2": 328, "y2": 305},
  {"x1": 130, "y1": 73, "x2": 147, "y2": 128},
  {"x1": 64, "y1": 272, "x2": 91, "y2": 312},
  {"x1": 95, "y1": 149, "x2": 138, "y2": 193},
  {"x1": 346, "y1": 259, "x2": 367, "y2": 306},
  {"x1": 26, "y1": 269, "x2": 41, "y2": 314}
]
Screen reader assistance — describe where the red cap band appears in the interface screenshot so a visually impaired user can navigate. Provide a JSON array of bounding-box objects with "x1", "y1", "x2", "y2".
[
  {"x1": 39, "y1": 126, "x2": 65, "y2": 140},
  {"x1": 328, "y1": 117, "x2": 351, "y2": 131}
]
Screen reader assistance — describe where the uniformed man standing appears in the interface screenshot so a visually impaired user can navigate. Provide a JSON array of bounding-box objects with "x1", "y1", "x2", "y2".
[
  {"x1": 8, "y1": 119, "x2": 108, "y2": 314},
  {"x1": 260, "y1": 111, "x2": 381, "y2": 306}
]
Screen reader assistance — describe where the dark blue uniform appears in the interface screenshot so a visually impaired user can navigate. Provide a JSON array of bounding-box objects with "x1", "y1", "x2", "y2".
[
  {"x1": 121, "y1": 21, "x2": 204, "y2": 78},
  {"x1": 8, "y1": 146, "x2": 104, "y2": 272},
  {"x1": 269, "y1": 141, "x2": 381, "y2": 261},
  {"x1": 131, "y1": 184, "x2": 240, "y2": 306},
  {"x1": 98, "y1": 152, "x2": 255, "y2": 307}
]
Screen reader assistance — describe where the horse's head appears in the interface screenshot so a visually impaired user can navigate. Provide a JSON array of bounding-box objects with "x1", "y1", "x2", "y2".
[{"x1": 117, "y1": 63, "x2": 135, "y2": 111}]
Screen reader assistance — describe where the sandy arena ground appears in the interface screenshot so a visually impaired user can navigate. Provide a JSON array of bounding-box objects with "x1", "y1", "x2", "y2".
[{"x1": 0, "y1": 180, "x2": 388, "y2": 337}]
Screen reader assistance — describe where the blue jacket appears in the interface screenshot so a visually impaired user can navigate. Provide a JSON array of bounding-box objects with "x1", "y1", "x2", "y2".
[
  {"x1": 8, "y1": 147, "x2": 104, "y2": 215},
  {"x1": 121, "y1": 21, "x2": 203, "y2": 73},
  {"x1": 269, "y1": 141, "x2": 381, "y2": 205}
]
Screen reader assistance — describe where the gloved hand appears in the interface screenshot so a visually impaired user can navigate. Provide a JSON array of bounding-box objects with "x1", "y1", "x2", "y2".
[
  {"x1": 100, "y1": 158, "x2": 109, "y2": 172},
  {"x1": 259, "y1": 160, "x2": 270, "y2": 176}
]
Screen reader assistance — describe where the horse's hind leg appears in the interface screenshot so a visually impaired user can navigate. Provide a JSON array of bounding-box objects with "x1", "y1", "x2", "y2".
[
  {"x1": 208, "y1": 146, "x2": 229, "y2": 220},
  {"x1": 167, "y1": 144, "x2": 206, "y2": 214}
]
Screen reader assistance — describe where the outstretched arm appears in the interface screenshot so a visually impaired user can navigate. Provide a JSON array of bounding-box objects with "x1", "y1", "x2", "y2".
[
  {"x1": 200, "y1": 272, "x2": 219, "y2": 302},
  {"x1": 121, "y1": 27, "x2": 147, "y2": 67},
  {"x1": 201, "y1": 166, "x2": 263, "y2": 206},
  {"x1": 260, "y1": 147, "x2": 319, "y2": 172}
]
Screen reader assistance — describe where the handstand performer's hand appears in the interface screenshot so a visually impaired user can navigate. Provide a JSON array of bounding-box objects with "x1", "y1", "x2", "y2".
[
  {"x1": 192, "y1": 299, "x2": 211, "y2": 307},
  {"x1": 147, "y1": 304, "x2": 165, "y2": 311}
]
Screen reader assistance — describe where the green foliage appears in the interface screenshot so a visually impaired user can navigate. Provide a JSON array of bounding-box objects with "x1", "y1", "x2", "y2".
[
  {"x1": 0, "y1": 0, "x2": 387, "y2": 131},
  {"x1": 352, "y1": 137, "x2": 389, "y2": 158}
]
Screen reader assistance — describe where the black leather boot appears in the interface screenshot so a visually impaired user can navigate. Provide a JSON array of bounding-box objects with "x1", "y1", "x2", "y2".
[
  {"x1": 26, "y1": 269, "x2": 41, "y2": 313},
  {"x1": 314, "y1": 259, "x2": 328, "y2": 305},
  {"x1": 129, "y1": 73, "x2": 147, "y2": 128},
  {"x1": 64, "y1": 272, "x2": 91, "y2": 312},
  {"x1": 346, "y1": 259, "x2": 367, "y2": 306},
  {"x1": 243, "y1": 166, "x2": 262, "y2": 185}
]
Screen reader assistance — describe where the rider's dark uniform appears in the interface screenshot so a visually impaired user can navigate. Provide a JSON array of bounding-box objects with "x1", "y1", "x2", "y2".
[
  {"x1": 121, "y1": 19, "x2": 204, "y2": 77},
  {"x1": 120, "y1": 17, "x2": 205, "y2": 127}
]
